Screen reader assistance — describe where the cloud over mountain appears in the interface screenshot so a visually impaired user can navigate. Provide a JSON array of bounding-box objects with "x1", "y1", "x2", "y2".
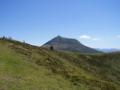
[{"x1": 79, "y1": 35, "x2": 100, "y2": 41}]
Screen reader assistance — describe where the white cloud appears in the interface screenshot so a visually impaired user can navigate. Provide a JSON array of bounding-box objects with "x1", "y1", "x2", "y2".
[
  {"x1": 92, "y1": 38, "x2": 101, "y2": 41},
  {"x1": 79, "y1": 35, "x2": 100, "y2": 41},
  {"x1": 117, "y1": 35, "x2": 120, "y2": 38},
  {"x1": 80, "y1": 35, "x2": 91, "y2": 39}
]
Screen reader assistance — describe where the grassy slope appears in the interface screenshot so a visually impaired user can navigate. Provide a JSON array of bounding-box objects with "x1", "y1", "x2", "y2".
[{"x1": 0, "y1": 39, "x2": 120, "y2": 90}]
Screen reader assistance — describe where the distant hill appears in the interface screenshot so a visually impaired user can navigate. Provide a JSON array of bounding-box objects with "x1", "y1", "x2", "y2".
[
  {"x1": 42, "y1": 36, "x2": 99, "y2": 53},
  {"x1": 97, "y1": 48, "x2": 120, "y2": 53}
]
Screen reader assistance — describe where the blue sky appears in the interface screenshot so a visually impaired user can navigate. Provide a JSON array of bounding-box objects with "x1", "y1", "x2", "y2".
[{"x1": 0, "y1": 0, "x2": 120, "y2": 48}]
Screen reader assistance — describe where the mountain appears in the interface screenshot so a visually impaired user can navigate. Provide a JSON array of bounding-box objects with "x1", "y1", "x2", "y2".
[
  {"x1": 97, "y1": 48, "x2": 120, "y2": 53},
  {"x1": 0, "y1": 38, "x2": 120, "y2": 90},
  {"x1": 42, "y1": 36, "x2": 99, "y2": 53}
]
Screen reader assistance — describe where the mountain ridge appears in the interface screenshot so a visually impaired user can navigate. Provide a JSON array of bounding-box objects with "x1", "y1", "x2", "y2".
[{"x1": 97, "y1": 48, "x2": 120, "y2": 53}]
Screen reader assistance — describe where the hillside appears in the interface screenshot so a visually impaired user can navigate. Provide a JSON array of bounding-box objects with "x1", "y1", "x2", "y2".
[
  {"x1": 43, "y1": 36, "x2": 99, "y2": 53},
  {"x1": 0, "y1": 38, "x2": 120, "y2": 90}
]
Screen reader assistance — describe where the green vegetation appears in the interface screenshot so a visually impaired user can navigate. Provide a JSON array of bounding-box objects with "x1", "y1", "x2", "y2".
[{"x1": 0, "y1": 38, "x2": 120, "y2": 90}]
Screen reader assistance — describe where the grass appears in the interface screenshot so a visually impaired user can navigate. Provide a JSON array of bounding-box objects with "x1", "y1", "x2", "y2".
[{"x1": 0, "y1": 38, "x2": 120, "y2": 90}]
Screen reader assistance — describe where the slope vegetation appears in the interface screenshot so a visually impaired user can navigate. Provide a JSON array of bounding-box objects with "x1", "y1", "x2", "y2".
[{"x1": 0, "y1": 38, "x2": 120, "y2": 90}]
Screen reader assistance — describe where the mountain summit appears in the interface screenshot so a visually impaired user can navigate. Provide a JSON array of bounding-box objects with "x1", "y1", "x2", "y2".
[{"x1": 42, "y1": 36, "x2": 99, "y2": 53}]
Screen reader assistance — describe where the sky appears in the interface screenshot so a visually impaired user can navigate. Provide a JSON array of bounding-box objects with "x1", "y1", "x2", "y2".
[{"x1": 0, "y1": 0, "x2": 120, "y2": 48}]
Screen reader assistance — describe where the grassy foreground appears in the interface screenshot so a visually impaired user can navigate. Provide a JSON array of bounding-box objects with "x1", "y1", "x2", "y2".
[{"x1": 0, "y1": 38, "x2": 120, "y2": 90}]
